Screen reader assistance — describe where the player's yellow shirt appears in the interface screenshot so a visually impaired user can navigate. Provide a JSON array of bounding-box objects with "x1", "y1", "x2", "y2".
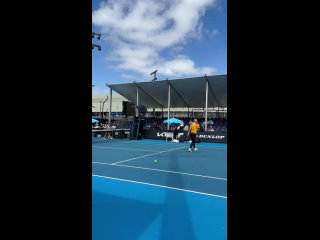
[{"x1": 189, "y1": 123, "x2": 199, "y2": 134}]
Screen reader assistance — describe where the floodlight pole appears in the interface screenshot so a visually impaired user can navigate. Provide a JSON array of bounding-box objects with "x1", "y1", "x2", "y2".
[
  {"x1": 150, "y1": 70, "x2": 157, "y2": 120},
  {"x1": 150, "y1": 70, "x2": 158, "y2": 81},
  {"x1": 101, "y1": 96, "x2": 108, "y2": 119},
  {"x1": 99, "y1": 101, "x2": 103, "y2": 119},
  {"x1": 92, "y1": 32, "x2": 101, "y2": 39},
  {"x1": 92, "y1": 31, "x2": 101, "y2": 120}
]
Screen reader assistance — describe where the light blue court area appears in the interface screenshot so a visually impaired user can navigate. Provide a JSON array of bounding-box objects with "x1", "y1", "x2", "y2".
[{"x1": 92, "y1": 139, "x2": 227, "y2": 240}]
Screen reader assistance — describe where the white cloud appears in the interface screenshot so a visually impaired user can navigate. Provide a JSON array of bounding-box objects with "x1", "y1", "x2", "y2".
[
  {"x1": 120, "y1": 74, "x2": 140, "y2": 80},
  {"x1": 160, "y1": 57, "x2": 216, "y2": 77},
  {"x1": 93, "y1": 0, "x2": 217, "y2": 78}
]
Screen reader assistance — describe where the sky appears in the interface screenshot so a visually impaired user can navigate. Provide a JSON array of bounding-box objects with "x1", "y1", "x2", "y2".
[{"x1": 92, "y1": 0, "x2": 226, "y2": 96}]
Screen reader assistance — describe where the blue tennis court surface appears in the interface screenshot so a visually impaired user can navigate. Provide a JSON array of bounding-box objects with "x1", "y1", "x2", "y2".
[{"x1": 92, "y1": 139, "x2": 227, "y2": 240}]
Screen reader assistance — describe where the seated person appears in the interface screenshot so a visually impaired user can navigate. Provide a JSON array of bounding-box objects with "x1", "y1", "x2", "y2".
[
  {"x1": 173, "y1": 125, "x2": 178, "y2": 140},
  {"x1": 208, "y1": 125, "x2": 215, "y2": 131}
]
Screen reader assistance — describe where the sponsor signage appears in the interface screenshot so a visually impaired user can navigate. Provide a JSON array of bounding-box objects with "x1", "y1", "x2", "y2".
[{"x1": 144, "y1": 130, "x2": 227, "y2": 143}]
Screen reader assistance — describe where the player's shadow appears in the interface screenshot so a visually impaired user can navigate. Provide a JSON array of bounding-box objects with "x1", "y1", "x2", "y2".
[
  {"x1": 92, "y1": 191, "x2": 162, "y2": 240},
  {"x1": 158, "y1": 151, "x2": 196, "y2": 240}
]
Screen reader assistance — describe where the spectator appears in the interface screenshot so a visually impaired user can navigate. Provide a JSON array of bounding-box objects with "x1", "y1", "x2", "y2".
[{"x1": 152, "y1": 121, "x2": 157, "y2": 130}]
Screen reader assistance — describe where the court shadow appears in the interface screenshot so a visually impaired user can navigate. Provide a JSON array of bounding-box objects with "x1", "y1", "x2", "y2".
[
  {"x1": 92, "y1": 191, "x2": 162, "y2": 240},
  {"x1": 158, "y1": 151, "x2": 196, "y2": 240}
]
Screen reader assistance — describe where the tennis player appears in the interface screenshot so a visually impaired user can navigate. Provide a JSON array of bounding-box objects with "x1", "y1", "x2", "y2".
[{"x1": 188, "y1": 119, "x2": 200, "y2": 152}]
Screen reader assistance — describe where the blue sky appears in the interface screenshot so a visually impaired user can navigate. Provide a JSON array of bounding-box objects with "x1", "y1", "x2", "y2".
[{"x1": 92, "y1": 0, "x2": 226, "y2": 96}]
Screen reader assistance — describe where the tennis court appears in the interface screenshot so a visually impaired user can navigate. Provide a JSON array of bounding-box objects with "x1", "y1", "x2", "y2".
[{"x1": 92, "y1": 134, "x2": 227, "y2": 240}]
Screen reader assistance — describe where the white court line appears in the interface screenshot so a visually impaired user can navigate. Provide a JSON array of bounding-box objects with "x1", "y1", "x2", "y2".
[
  {"x1": 92, "y1": 174, "x2": 227, "y2": 199},
  {"x1": 111, "y1": 146, "x2": 186, "y2": 165},
  {"x1": 92, "y1": 161, "x2": 227, "y2": 181},
  {"x1": 92, "y1": 146, "x2": 157, "y2": 152}
]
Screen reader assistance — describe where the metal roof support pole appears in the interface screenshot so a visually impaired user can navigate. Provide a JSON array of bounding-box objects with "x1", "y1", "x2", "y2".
[
  {"x1": 205, "y1": 74, "x2": 220, "y2": 110},
  {"x1": 108, "y1": 88, "x2": 112, "y2": 124},
  {"x1": 167, "y1": 84, "x2": 171, "y2": 130},
  {"x1": 136, "y1": 87, "x2": 139, "y2": 117},
  {"x1": 166, "y1": 80, "x2": 189, "y2": 108},
  {"x1": 205, "y1": 80, "x2": 208, "y2": 131}
]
